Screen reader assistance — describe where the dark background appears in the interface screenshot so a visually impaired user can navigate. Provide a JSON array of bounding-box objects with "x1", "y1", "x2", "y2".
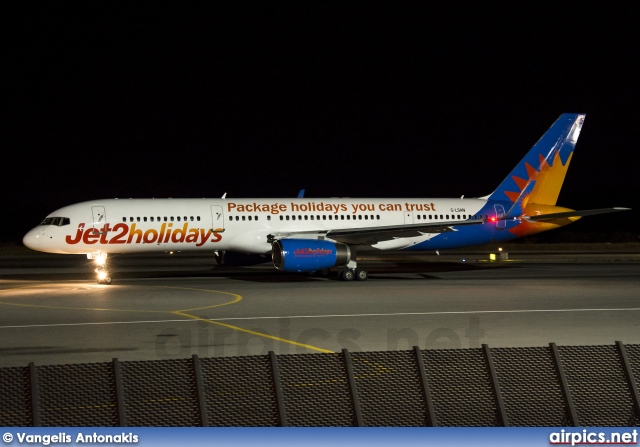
[{"x1": 3, "y1": 3, "x2": 638, "y2": 244}]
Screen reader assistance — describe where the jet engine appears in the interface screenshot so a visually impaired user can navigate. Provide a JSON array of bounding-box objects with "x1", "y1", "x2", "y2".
[{"x1": 271, "y1": 239, "x2": 352, "y2": 272}]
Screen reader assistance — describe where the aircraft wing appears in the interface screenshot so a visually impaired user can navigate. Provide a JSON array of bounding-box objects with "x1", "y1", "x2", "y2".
[
  {"x1": 269, "y1": 219, "x2": 485, "y2": 245},
  {"x1": 523, "y1": 207, "x2": 631, "y2": 222}
]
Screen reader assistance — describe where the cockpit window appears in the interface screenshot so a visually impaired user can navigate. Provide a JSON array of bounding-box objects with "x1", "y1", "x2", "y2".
[{"x1": 39, "y1": 217, "x2": 71, "y2": 226}]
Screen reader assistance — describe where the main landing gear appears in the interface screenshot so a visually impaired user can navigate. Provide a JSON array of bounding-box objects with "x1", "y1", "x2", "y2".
[
  {"x1": 338, "y1": 268, "x2": 368, "y2": 281},
  {"x1": 338, "y1": 259, "x2": 368, "y2": 281}
]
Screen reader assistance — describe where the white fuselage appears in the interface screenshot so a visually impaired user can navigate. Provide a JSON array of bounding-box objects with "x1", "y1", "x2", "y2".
[{"x1": 23, "y1": 197, "x2": 491, "y2": 255}]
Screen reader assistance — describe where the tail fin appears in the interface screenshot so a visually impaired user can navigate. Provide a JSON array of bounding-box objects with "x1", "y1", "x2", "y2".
[{"x1": 485, "y1": 113, "x2": 585, "y2": 209}]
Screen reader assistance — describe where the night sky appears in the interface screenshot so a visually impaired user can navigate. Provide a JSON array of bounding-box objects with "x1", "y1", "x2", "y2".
[{"x1": 3, "y1": 4, "x2": 638, "y2": 244}]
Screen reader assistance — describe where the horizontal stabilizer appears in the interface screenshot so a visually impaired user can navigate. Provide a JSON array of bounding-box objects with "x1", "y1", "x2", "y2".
[{"x1": 523, "y1": 207, "x2": 631, "y2": 222}]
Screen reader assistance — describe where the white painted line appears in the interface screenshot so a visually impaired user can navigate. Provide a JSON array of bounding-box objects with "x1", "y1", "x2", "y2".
[
  {"x1": 0, "y1": 319, "x2": 191, "y2": 329},
  {"x1": 207, "y1": 307, "x2": 640, "y2": 320},
  {"x1": 2, "y1": 307, "x2": 640, "y2": 329}
]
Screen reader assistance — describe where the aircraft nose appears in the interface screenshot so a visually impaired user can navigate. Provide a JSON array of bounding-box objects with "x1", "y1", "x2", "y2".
[{"x1": 22, "y1": 228, "x2": 41, "y2": 251}]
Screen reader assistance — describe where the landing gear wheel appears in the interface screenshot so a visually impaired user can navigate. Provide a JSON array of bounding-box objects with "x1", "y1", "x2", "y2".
[
  {"x1": 98, "y1": 276, "x2": 112, "y2": 285},
  {"x1": 340, "y1": 268, "x2": 355, "y2": 281},
  {"x1": 354, "y1": 268, "x2": 368, "y2": 281}
]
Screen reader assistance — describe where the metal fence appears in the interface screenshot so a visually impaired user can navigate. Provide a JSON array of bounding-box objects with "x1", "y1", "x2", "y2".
[{"x1": 1, "y1": 342, "x2": 639, "y2": 427}]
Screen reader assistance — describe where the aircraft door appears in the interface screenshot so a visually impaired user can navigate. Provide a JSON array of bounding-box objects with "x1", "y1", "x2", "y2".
[
  {"x1": 494, "y1": 204, "x2": 506, "y2": 230},
  {"x1": 91, "y1": 206, "x2": 106, "y2": 233},
  {"x1": 211, "y1": 205, "x2": 224, "y2": 231},
  {"x1": 404, "y1": 211, "x2": 414, "y2": 225}
]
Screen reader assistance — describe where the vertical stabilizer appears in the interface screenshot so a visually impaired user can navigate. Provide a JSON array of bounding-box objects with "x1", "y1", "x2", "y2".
[{"x1": 486, "y1": 113, "x2": 585, "y2": 207}]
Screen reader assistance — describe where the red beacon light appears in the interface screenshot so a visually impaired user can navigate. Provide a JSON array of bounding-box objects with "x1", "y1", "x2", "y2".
[{"x1": 489, "y1": 216, "x2": 498, "y2": 222}]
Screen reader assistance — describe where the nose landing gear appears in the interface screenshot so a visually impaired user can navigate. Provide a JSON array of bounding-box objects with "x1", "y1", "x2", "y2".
[
  {"x1": 96, "y1": 267, "x2": 112, "y2": 284},
  {"x1": 89, "y1": 252, "x2": 112, "y2": 285}
]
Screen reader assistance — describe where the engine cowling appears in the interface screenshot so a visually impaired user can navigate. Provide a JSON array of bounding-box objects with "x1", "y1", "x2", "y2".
[{"x1": 272, "y1": 239, "x2": 352, "y2": 272}]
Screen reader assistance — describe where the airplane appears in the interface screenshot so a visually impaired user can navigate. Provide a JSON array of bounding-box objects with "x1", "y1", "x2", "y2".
[{"x1": 23, "y1": 113, "x2": 630, "y2": 283}]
